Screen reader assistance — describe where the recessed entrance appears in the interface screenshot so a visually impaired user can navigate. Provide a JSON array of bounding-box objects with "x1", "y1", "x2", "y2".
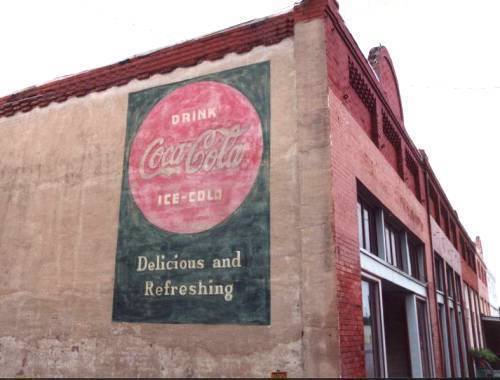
[{"x1": 382, "y1": 282, "x2": 411, "y2": 377}]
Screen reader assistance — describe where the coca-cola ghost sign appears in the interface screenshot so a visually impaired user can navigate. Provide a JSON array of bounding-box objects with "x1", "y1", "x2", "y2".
[
  {"x1": 128, "y1": 81, "x2": 263, "y2": 234},
  {"x1": 113, "y1": 63, "x2": 270, "y2": 325}
]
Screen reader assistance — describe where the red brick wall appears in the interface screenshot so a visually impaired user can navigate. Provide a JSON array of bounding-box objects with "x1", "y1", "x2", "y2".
[
  {"x1": 462, "y1": 258, "x2": 478, "y2": 292},
  {"x1": 380, "y1": 132, "x2": 400, "y2": 174},
  {"x1": 324, "y1": 9, "x2": 444, "y2": 377},
  {"x1": 323, "y1": 1, "x2": 488, "y2": 375},
  {"x1": 406, "y1": 165, "x2": 418, "y2": 198}
]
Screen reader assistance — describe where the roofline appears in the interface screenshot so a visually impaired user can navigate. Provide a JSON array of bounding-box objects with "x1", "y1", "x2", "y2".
[
  {"x1": 0, "y1": 0, "x2": 482, "y2": 263},
  {"x1": 0, "y1": 0, "x2": 334, "y2": 118},
  {"x1": 324, "y1": 6, "x2": 423, "y2": 163},
  {"x1": 0, "y1": 7, "x2": 297, "y2": 117},
  {"x1": 421, "y1": 152, "x2": 477, "y2": 249},
  {"x1": 482, "y1": 315, "x2": 500, "y2": 322},
  {"x1": 325, "y1": 3, "x2": 480, "y2": 256}
]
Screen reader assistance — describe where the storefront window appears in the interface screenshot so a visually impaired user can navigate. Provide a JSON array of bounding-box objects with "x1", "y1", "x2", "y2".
[
  {"x1": 416, "y1": 299, "x2": 431, "y2": 377},
  {"x1": 362, "y1": 279, "x2": 382, "y2": 377},
  {"x1": 439, "y1": 303, "x2": 452, "y2": 377}
]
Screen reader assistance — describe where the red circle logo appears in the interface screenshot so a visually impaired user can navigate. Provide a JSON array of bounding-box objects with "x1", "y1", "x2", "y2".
[{"x1": 128, "y1": 81, "x2": 263, "y2": 234}]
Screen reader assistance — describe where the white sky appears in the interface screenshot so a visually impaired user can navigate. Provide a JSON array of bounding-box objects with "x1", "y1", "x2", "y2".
[{"x1": 1, "y1": 0, "x2": 499, "y2": 306}]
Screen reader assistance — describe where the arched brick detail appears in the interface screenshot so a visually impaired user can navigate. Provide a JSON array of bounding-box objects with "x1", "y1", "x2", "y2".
[{"x1": 348, "y1": 58, "x2": 377, "y2": 142}]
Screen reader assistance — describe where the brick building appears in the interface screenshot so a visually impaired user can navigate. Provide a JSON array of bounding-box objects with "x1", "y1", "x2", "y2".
[{"x1": 0, "y1": 0, "x2": 495, "y2": 377}]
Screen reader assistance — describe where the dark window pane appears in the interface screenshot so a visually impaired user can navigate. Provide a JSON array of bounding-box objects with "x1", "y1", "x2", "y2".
[
  {"x1": 435, "y1": 255, "x2": 444, "y2": 292},
  {"x1": 409, "y1": 239, "x2": 425, "y2": 282},
  {"x1": 447, "y1": 266, "x2": 455, "y2": 299},
  {"x1": 410, "y1": 245, "x2": 420, "y2": 280},
  {"x1": 455, "y1": 274, "x2": 462, "y2": 304}
]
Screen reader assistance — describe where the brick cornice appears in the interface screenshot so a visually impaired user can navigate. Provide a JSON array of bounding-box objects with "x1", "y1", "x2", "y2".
[
  {"x1": 0, "y1": 12, "x2": 295, "y2": 118},
  {"x1": 324, "y1": 6, "x2": 423, "y2": 166},
  {"x1": 421, "y1": 152, "x2": 476, "y2": 252}
]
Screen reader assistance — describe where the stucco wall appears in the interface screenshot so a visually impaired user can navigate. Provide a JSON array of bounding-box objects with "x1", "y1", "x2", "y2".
[
  {"x1": 0, "y1": 19, "x2": 337, "y2": 378},
  {"x1": 431, "y1": 218, "x2": 462, "y2": 275}
]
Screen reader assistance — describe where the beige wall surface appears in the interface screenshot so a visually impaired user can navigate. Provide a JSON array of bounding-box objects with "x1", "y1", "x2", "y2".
[{"x1": 0, "y1": 19, "x2": 338, "y2": 378}]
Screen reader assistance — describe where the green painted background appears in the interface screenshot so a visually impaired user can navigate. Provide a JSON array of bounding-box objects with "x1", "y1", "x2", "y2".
[{"x1": 112, "y1": 62, "x2": 270, "y2": 324}]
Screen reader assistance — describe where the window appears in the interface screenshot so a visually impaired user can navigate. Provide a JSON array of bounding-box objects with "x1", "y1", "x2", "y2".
[
  {"x1": 473, "y1": 291, "x2": 484, "y2": 347},
  {"x1": 457, "y1": 307, "x2": 469, "y2": 375},
  {"x1": 409, "y1": 245, "x2": 420, "y2": 279},
  {"x1": 358, "y1": 198, "x2": 378, "y2": 255},
  {"x1": 435, "y1": 255, "x2": 444, "y2": 292},
  {"x1": 435, "y1": 265, "x2": 468, "y2": 376},
  {"x1": 455, "y1": 274, "x2": 462, "y2": 304},
  {"x1": 357, "y1": 187, "x2": 426, "y2": 279},
  {"x1": 438, "y1": 303, "x2": 452, "y2": 377},
  {"x1": 409, "y1": 238, "x2": 425, "y2": 282},
  {"x1": 416, "y1": 300, "x2": 432, "y2": 377},
  {"x1": 446, "y1": 265, "x2": 455, "y2": 299},
  {"x1": 463, "y1": 283, "x2": 475, "y2": 349},
  {"x1": 362, "y1": 279, "x2": 384, "y2": 377},
  {"x1": 384, "y1": 222, "x2": 403, "y2": 271},
  {"x1": 450, "y1": 305, "x2": 462, "y2": 377}
]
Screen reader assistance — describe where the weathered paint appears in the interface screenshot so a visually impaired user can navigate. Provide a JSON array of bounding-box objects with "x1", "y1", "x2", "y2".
[{"x1": 0, "y1": 18, "x2": 338, "y2": 377}]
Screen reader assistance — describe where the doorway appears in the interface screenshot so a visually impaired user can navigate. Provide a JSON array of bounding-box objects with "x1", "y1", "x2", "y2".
[{"x1": 382, "y1": 284, "x2": 412, "y2": 377}]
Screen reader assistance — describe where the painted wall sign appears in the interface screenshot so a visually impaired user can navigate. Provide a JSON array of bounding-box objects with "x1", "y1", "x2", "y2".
[{"x1": 112, "y1": 62, "x2": 270, "y2": 324}]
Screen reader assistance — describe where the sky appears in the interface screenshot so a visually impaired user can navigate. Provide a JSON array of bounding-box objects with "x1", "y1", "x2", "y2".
[{"x1": 0, "y1": 0, "x2": 498, "y2": 306}]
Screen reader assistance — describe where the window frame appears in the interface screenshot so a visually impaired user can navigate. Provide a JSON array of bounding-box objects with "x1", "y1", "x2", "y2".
[
  {"x1": 434, "y1": 254, "x2": 445, "y2": 293},
  {"x1": 358, "y1": 197, "x2": 378, "y2": 256},
  {"x1": 357, "y1": 186, "x2": 426, "y2": 282}
]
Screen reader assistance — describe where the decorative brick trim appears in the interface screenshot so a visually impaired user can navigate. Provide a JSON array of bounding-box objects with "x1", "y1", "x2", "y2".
[
  {"x1": 348, "y1": 57, "x2": 378, "y2": 144},
  {"x1": 382, "y1": 112, "x2": 403, "y2": 178},
  {"x1": 348, "y1": 58, "x2": 376, "y2": 115}
]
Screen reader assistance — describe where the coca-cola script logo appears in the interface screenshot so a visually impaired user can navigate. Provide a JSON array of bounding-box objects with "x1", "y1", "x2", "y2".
[{"x1": 128, "y1": 81, "x2": 263, "y2": 234}]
